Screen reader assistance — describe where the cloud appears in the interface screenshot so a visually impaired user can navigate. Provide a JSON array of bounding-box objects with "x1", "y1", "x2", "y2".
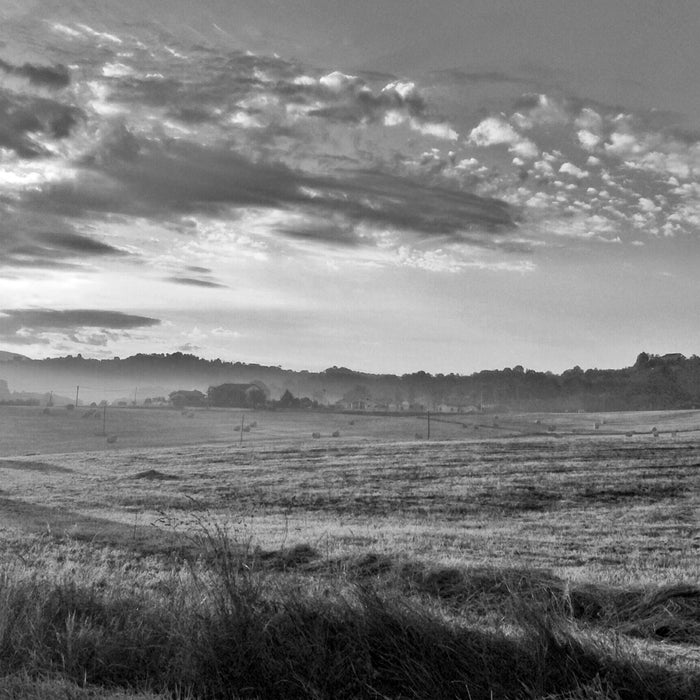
[
  {"x1": 22, "y1": 131, "x2": 516, "y2": 247},
  {"x1": 0, "y1": 309, "x2": 161, "y2": 346},
  {"x1": 512, "y1": 94, "x2": 570, "y2": 129},
  {"x1": 558, "y1": 162, "x2": 588, "y2": 179},
  {"x1": 577, "y1": 130, "x2": 601, "y2": 150},
  {"x1": 167, "y1": 277, "x2": 227, "y2": 288},
  {"x1": 603, "y1": 124, "x2": 700, "y2": 180},
  {"x1": 0, "y1": 205, "x2": 129, "y2": 271},
  {"x1": 0, "y1": 58, "x2": 71, "y2": 88},
  {"x1": 277, "y1": 219, "x2": 361, "y2": 248},
  {"x1": 469, "y1": 117, "x2": 538, "y2": 158},
  {"x1": 0, "y1": 309, "x2": 160, "y2": 331},
  {"x1": 409, "y1": 119, "x2": 458, "y2": 140},
  {"x1": 330, "y1": 170, "x2": 515, "y2": 238},
  {"x1": 301, "y1": 73, "x2": 428, "y2": 126},
  {"x1": 0, "y1": 90, "x2": 83, "y2": 158}
]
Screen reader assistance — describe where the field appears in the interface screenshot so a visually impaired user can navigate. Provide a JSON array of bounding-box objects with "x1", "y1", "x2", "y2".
[{"x1": 0, "y1": 406, "x2": 699, "y2": 698}]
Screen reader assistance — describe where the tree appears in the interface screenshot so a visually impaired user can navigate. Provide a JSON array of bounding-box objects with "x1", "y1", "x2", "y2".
[
  {"x1": 278, "y1": 389, "x2": 299, "y2": 408},
  {"x1": 635, "y1": 352, "x2": 651, "y2": 370}
]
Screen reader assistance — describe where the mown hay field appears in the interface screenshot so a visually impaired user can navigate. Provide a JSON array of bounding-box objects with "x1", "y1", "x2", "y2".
[{"x1": 0, "y1": 406, "x2": 699, "y2": 698}]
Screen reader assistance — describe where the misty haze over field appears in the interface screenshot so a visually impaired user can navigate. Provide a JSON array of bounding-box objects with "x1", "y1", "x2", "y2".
[{"x1": 1, "y1": 351, "x2": 700, "y2": 414}]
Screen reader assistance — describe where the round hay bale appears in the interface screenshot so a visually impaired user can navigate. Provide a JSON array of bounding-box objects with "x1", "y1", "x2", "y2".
[
  {"x1": 331, "y1": 430, "x2": 340, "y2": 438},
  {"x1": 312, "y1": 432, "x2": 321, "y2": 439}
]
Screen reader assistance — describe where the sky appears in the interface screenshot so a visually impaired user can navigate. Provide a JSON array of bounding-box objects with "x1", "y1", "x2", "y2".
[{"x1": 1, "y1": 0, "x2": 700, "y2": 374}]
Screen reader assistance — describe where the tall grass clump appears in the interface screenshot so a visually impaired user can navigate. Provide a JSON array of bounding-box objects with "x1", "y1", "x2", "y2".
[{"x1": 0, "y1": 529, "x2": 698, "y2": 699}]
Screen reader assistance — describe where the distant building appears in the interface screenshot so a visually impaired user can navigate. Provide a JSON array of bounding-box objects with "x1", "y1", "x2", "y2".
[
  {"x1": 661, "y1": 353, "x2": 685, "y2": 363},
  {"x1": 436, "y1": 403, "x2": 462, "y2": 413},
  {"x1": 207, "y1": 383, "x2": 267, "y2": 408},
  {"x1": 169, "y1": 389, "x2": 207, "y2": 408},
  {"x1": 337, "y1": 385, "x2": 373, "y2": 411}
]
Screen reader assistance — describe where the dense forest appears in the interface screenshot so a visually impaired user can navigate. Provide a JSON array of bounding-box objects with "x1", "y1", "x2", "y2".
[{"x1": 1, "y1": 351, "x2": 699, "y2": 412}]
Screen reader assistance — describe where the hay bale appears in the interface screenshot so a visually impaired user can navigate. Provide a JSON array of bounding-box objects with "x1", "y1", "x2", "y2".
[
  {"x1": 106, "y1": 435, "x2": 118, "y2": 444},
  {"x1": 331, "y1": 430, "x2": 340, "y2": 438},
  {"x1": 312, "y1": 432, "x2": 321, "y2": 439}
]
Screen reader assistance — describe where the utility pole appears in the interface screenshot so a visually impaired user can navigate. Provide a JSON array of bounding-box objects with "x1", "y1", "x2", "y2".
[
  {"x1": 427, "y1": 412, "x2": 431, "y2": 440},
  {"x1": 239, "y1": 413, "x2": 245, "y2": 445},
  {"x1": 133, "y1": 387, "x2": 138, "y2": 406},
  {"x1": 75, "y1": 385, "x2": 79, "y2": 407},
  {"x1": 102, "y1": 404, "x2": 107, "y2": 436}
]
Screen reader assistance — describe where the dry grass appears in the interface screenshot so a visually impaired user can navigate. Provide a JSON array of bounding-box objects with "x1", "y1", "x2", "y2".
[
  {"x1": 0, "y1": 534, "x2": 698, "y2": 699},
  {"x1": 0, "y1": 406, "x2": 699, "y2": 697}
]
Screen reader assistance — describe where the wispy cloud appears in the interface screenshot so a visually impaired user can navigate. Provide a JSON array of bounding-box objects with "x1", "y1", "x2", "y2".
[
  {"x1": 0, "y1": 207, "x2": 129, "y2": 271},
  {"x1": 167, "y1": 277, "x2": 227, "y2": 288}
]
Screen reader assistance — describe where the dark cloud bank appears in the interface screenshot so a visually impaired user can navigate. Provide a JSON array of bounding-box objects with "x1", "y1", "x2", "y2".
[{"x1": 0, "y1": 309, "x2": 161, "y2": 342}]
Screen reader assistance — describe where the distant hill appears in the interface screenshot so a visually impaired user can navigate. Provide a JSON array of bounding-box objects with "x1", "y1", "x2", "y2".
[
  {"x1": 0, "y1": 351, "x2": 30, "y2": 362},
  {"x1": 0, "y1": 351, "x2": 698, "y2": 411}
]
